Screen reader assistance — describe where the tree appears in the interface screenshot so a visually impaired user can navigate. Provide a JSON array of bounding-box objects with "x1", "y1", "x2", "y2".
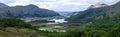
[
  {"x1": 109, "y1": 12, "x2": 120, "y2": 37},
  {"x1": 64, "y1": 29, "x2": 85, "y2": 37},
  {"x1": 0, "y1": 18, "x2": 32, "y2": 28}
]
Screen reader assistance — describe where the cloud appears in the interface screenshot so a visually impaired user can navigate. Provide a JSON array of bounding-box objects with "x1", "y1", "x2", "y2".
[{"x1": 0, "y1": 0, "x2": 120, "y2": 11}]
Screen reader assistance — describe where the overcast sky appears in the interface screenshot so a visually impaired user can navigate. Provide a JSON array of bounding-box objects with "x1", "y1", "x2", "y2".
[{"x1": 0, "y1": 0, "x2": 120, "y2": 11}]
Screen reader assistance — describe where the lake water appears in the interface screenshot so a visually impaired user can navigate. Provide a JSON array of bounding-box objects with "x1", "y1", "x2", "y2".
[
  {"x1": 57, "y1": 11, "x2": 73, "y2": 16},
  {"x1": 46, "y1": 19, "x2": 68, "y2": 24}
]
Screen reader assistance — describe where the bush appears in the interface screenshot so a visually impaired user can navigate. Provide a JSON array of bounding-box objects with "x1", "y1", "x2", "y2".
[{"x1": 0, "y1": 18, "x2": 32, "y2": 28}]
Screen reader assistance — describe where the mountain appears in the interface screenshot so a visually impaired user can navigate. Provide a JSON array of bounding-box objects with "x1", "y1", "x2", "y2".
[
  {"x1": 0, "y1": 4, "x2": 60, "y2": 18},
  {"x1": 66, "y1": 1, "x2": 120, "y2": 23},
  {"x1": 0, "y1": 3, "x2": 9, "y2": 8}
]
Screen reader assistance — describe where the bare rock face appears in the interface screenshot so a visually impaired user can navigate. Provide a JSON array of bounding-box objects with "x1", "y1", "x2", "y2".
[{"x1": 88, "y1": 3, "x2": 108, "y2": 9}]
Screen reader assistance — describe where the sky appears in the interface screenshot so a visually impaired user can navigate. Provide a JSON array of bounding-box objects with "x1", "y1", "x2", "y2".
[{"x1": 0, "y1": 0, "x2": 120, "y2": 11}]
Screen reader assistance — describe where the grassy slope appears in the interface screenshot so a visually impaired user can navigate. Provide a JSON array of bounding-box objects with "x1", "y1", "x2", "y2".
[{"x1": 0, "y1": 27, "x2": 45, "y2": 37}]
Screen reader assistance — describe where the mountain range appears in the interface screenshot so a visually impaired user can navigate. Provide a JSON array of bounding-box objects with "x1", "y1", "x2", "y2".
[{"x1": 0, "y1": 3, "x2": 60, "y2": 18}]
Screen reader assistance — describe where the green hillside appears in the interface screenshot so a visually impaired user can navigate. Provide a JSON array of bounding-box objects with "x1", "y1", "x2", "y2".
[{"x1": 67, "y1": 1, "x2": 120, "y2": 23}]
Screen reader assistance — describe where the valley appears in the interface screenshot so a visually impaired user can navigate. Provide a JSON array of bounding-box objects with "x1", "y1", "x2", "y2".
[
  {"x1": 20, "y1": 12, "x2": 73, "y2": 33},
  {"x1": 0, "y1": 0, "x2": 120, "y2": 37}
]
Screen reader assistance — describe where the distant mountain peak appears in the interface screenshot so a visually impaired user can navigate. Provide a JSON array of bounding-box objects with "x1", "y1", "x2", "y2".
[
  {"x1": 0, "y1": 3, "x2": 9, "y2": 8},
  {"x1": 27, "y1": 4, "x2": 37, "y2": 6},
  {"x1": 88, "y1": 3, "x2": 108, "y2": 9}
]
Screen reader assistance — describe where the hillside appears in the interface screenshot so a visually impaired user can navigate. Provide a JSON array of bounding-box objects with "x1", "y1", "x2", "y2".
[
  {"x1": 0, "y1": 27, "x2": 39, "y2": 37},
  {"x1": 66, "y1": 1, "x2": 120, "y2": 23},
  {"x1": 0, "y1": 18, "x2": 46, "y2": 37},
  {"x1": 0, "y1": 4, "x2": 60, "y2": 18}
]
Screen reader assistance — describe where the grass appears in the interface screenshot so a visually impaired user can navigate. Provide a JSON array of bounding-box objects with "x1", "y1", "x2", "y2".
[
  {"x1": 0, "y1": 27, "x2": 45, "y2": 37},
  {"x1": 0, "y1": 30, "x2": 22, "y2": 37}
]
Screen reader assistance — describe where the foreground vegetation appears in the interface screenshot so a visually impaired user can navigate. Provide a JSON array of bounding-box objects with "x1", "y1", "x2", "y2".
[
  {"x1": 0, "y1": 12, "x2": 120, "y2": 37},
  {"x1": 0, "y1": 18, "x2": 46, "y2": 37}
]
